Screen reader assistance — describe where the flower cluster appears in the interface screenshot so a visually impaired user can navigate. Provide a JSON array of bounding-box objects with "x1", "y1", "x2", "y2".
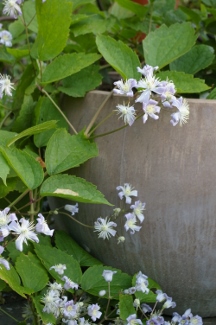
[
  {"x1": 94, "y1": 183, "x2": 145, "y2": 241},
  {"x1": 41, "y1": 265, "x2": 102, "y2": 324},
  {"x1": 0, "y1": 208, "x2": 54, "y2": 264},
  {"x1": 114, "y1": 64, "x2": 189, "y2": 127}
]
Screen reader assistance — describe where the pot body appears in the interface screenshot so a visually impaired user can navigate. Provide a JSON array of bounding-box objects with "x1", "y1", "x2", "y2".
[{"x1": 52, "y1": 91, "x2": 216, "y2": 317}]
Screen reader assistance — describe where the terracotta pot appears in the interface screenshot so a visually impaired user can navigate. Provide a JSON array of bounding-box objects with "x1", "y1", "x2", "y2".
[{"x1": 51, "y1": 91, "x2": 216, "y2": 317}]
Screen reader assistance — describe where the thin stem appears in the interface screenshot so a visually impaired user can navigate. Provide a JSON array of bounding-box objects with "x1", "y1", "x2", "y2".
[
  {"x1": 0, "y1": 306, "x2": 19, "y2": 323},
  {"x1": 8, "y1": 189, "x2": 30, "y2": 209},
  {"x1": 91, "y1": 113, "x2": 144, "y2": 139},
  {"x1": 88, "y1": 111, "x2": 115, "y2": 136},
  {"x1": 40, "y1": 88, "x2": 78, "y2": 134},
  {"x1": 59, "y1": 211, "x2": 93, "y2": 228},
  {"x1": 84, "y1": 91, "x2": 113, "y2": 137},
  {"x1": 0, "y1": 110, "x2": 12, "y2": 128}
]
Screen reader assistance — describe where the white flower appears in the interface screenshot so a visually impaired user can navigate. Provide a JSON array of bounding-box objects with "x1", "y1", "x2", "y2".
[
  {"x1": 87, "y1": 303, "x2": 102, "y2": 322},
  {"x1": 135, "y1": 271, "x2": 149, "y2": 294},
  {"x1": 0, "y1": 74, "x2": 14, "y2": 98},
  {"x1": 41, "y1": 289, "x2": 62, "y2": 317},
  {"x1": 137, "y1": 64, "x2": 158, "y2": 77},
  {"x1": 170, "y1": 97, "x2": 190, "y2": 126},
  {"x1": 8, "y1": 218, "x2": 39, "y2": 251},
  {"x1": 3, "y1": 0, "x2": 22, "y2": 18},
  {"x1": 99, "y1": 290, "x2": 106, "y2": 296},
  {"x1": 126, "y1": 314, "x2": 142, "y2": 325},
  {"x1": 156, "y1": 290, "x2": 167, "y2": 302},
  {"x1": 94, "y1": 217, "x2": 117, "y2": 239},
  {"x1": 48, "y1": 281, "x2": 63, "y2": 292},
  {"x1": 130, "y1": 201, "x2": 146, "y2": 223},
  {"x1": 0, "y1": 246, "x2": 10, "y2": 270},
  {"x1": 50, "y1": 264, "x2": 67, "y2": 275},
  {"x1": 0, "y1": 30, "x2": 13, "y2": 47},
  {"x1": 142, "y1": 99, "x2": 161, "y2": 123},
  {"x1": 113, "y1": 79, "x2": 137, "y2": 97},
  {"x1": 63, "y1": 300, "x2": 80, "y2": 319},
  {"x1": 116, "y1": 103, "x2": 136, "y2": 126},
  {"x1": 64, "y1": 203, "x2": 79, "y2": 215},
  {"x1": 0, "y1": 207, "x2": 17, "y2": 239},
  {"x1": 116, "y1": 183, "x2": 138, "y2": 204},
  {"x1": 102, "y1": 270, "x2": 117, "y2": 282},
  {"x1": 62, "y1": 275, "x2": 79, "y2": 290},
  {"x1": 124, "y1": 213, "x2": 142, "y2": 234},
  {"x1": 35, "y1": 213, "x2": 54, "y2": 236},
  {"x1": 136, "y1": 75, "x2": 161, "y2": 103}
]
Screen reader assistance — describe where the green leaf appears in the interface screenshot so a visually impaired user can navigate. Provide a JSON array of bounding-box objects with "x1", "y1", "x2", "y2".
[
  {"x1": 0, "y1": 147, "x2": 44, "y2": 189},
  {"x1": 22, "y1": 0, "x2": 38, "y2": 33},
  {"x1": 55, "y1": 230, "x2": 102, "y2": 266},
  {"x1": 115, "y1": 0, "x2": 148, "y2": 18},
  {"x1": 12, "y1": 95, "x2": 35, "y2": 133},
  {"x1": 41, "y1": 53, "x2": 101, "y2": 84},
  {"x1": 34, "y1": 244, "x2": 82, "y2": 284},
  {"x1": 59, "y1": 64, "x2": 102, "y2": 97},
  {"x1": 15, "y1": 252, "x2": 48, "y2": 293},
  {"x1": 71, "y1": 0, "x2": 95, "y2": 11},
  {"x1": 207, "y1": 87, "x2": 216, "y2": 99},
  {"x1": 46, "y1": 129, "x2": 98, "y2": 175},
  {"x1": 143, "y1": 22, "x2": 197, "y2": 68},
  {"x1": 33, "y1": 96, "x2": 68, "y2": 148},
  {"x1": 119, "y1": 294, "x2": 136, "y2": 320},
  {"x1": 6, "y1": 48, "x2": 29, "y2": 59},
  {"x1": 96, "y1": 35, "x2": 140, "y2": 79},
  {"x1": 170, "y1": 45, "x2": 215, "y2": 74},
  {"x1": 40, "y1": 174, "x2": 112, "y2": 205},
  {"x1": 7, "y1": 121, "x2": 57, "y2": 147},
  {"x1": 0, "y1": 154, "x2": 10, "y2": 185},
  {"x1": 157, "y1": 71, "x2": 211, "y2": 93},
  {"x1": 0, "y1": 178, "x2": 18, "y2": 198},
  {"x1": 81, "y1": 265, "x2": 132, "y2": 299},
  {"x1": 0, "y1": 263, "x2": 31, "y2": 297},
  {"x1": 0, "y1": 47, "x2": 15, "y2": 63},
  {"x1": 9, "y1": 20, "x2": 25, "y2": 39},
  {"x1": 31, "y1": 0, "x2": 72, "y2": 60}
]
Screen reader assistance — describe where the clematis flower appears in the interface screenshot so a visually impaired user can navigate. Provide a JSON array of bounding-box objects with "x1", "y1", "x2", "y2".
[
  {"x1": 0, "y1": 207, "x2": 17, "y2": 239},
  {"x1": 8, "y1": 218, "x2": 39, "y2": 251},
  {"x1": 36, "y1": 213, "x2": 54, "y2": 236},
  {"x1": 142, "y1": 99, "x2": 161, "y2": 123},
  {"x1": 87, "y1": 303, "x2": 102, "y2": 322},
  {"x1": 64, "y1": 203, "x2": 79, "y2": 215},
  {"x1": 116, "y1": 103, "x2": 136, "y2": 126},
  {"x1": 130, "y1": 201, "x2": 146, "y2": 223},
  {"x1": 136, "y1": 75, "x2": 161, "y2": 103},
  {"x1": 102, "y1": 270, "x2": 117, "y2": 282},
  {"x1": 124, "y1": 213, "x2": 142, "y2": 234},
  {"x1": 113, "y1": 79, "x2": 137, "y2": 97},
  {"x1": 0, "y1": 74, "x2": 14, "y2": 98},
  {"x1": 170, "y1": 97, "x2": 190, "y2": 126},
  {"x1": 3, "y1": 0, "x2": 22, "y2": 18},
  {"x1": 135, "y1": 271, "x2": 149, "y2": 294},
  {"x1": 50, "y1": 264, "x2": 67, "y2": 275},
  {"x1": 62, "y1": 275, "x2": 79, "y2": 290},
  {"x1": 116, "y1": 183, "x2": 138, "y2": 204},
  {"x1": 0, "y1": 246, "x2": 10, "y2": 270},
  {"x1": 126, "y1": 314, "x2": 142, "y2": 325},
  {"x1": 0, "y1": 30, "x2": 13, "y2": 47},
  {"x1": 94, "y1": 217, "x2": 117, "y2": 239},
  {"x1": 137, "y1": 64, "x2": 158, "y2": 77}
]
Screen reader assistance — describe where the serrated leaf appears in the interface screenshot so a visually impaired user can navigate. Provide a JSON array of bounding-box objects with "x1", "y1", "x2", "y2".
[
  {"x1": 41, "y1": 53, "x2": 101, "y2": 84},
  {"x1": 40, "y1": 174, "x2": 112, "y2": 205},
  {"x1": 6, "y1": 48, "x2": 29, "y2": 59},
  {"x1": 59, "y1": 64, "x2": 102, "y2": 97},
  {"x1": 143, "y1": 22, "x2": 197, "y2": 68},
  {"x1": 119, "y1": 294, "x2": 136, "y2": 320},
  {"x1": 157, "y1": 71, "x2": 210, "y2": 93},
  {"x1": 31, "y1": 0, "x2": 72, "y2": 60},
  {"x1": 22, "y1": 0, "x2": 38, "y2": 33},
  {"x1": 0, "y1": 154, "x2": 10, "y2": 185},
  {"x1": 170, "y1": 45, "x2": 215, "y2": 74},
  {"x1": 7, "y1": 121, "x2": 57, "y2": 147},
  {"x1": 96, "y1": 35, "x2": 140, "y2": 79},
  {"x1": 55, "y1": 231, "x2": 102, "y2": 266},
  {"x1": 15, "y1": 252, "x2": 48, "y2": 293},
  {"x1": 0, "y1": 147, "x2": 44, "y2": 189},
  {"x1": 115, "y1": 0, "x2": 148, "y2": 18},
  {"x1": 0, "y1": 178, "x2": 18, "y2": 198},
  {"x1": 81, "y1": 265, "x2": 132, "y2": 299},
  {"x1": 34, "y1": 244, "x2": 82, "y2": 284},
  {"x1": 71, "y1": 0, "x2": 95, "y2": 11},
  {"x1": 45, "y1": 129, "x2": 98, "y2": 175},
  {"x1": 0, "y1": 263, "x2": 30, "y2": 297}
]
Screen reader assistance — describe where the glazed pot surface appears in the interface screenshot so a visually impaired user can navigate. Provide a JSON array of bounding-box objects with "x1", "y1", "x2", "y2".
[{"x1": 52, "y1": 91, "x2": 216, "y2": 317}]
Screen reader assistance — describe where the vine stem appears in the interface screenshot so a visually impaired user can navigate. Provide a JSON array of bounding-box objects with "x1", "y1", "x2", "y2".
[
  {"x1": 84, "y1": 90, "x2": 113, "y2": 137},
  {"x1": 0, "y1": 306, "x2": 19, "y2": 322},
  {"x1": 40, "y1": 88, "x2": 78, "y2": 135},
  {"x1": 59, "y1": 211, "x2": 93, "y2": 228},
  {"x1": 8, "y1": 189, "x2": 30, "y2": 209}
]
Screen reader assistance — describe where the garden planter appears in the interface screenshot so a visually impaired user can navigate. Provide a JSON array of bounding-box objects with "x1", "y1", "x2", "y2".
[{"x1": 51, "y1": 91, "x2": 216, "y2": 317}]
